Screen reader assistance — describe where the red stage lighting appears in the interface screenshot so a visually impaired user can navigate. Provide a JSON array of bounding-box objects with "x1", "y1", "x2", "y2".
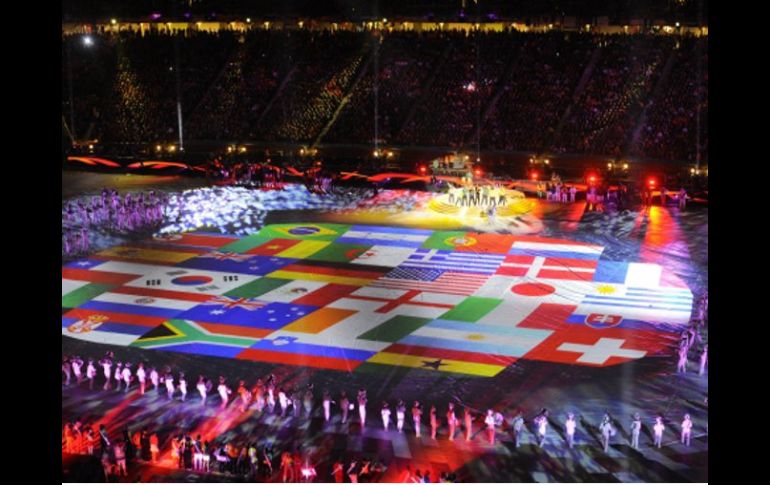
[
  {"x1": 419, "y1": 166, "x2": 427, "y2": 173},
  {"x1": 474, "y1": 169, "x2": 482, "y2": 177},
  {"x1": 648, "y1": 178, "x2": 657, "y2": 187},
  {"x1": 531, "y1": 171, "x2": 539, "y2": 180},
  {"x1": 588, "y1": 175, "x2": 596, "y2": 183}
]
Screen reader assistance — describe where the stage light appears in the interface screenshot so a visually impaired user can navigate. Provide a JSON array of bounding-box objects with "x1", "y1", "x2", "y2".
[
  {"x1": 648, "y1": 178, "x2": 657, "y2": 187},
  {"x1": 622, "y1": 163, "x2": 629, "y2": 170},
  {"x1": 589, "y1": 176, "x2": 596, "y2": 182},
  {"x1": 690, "y1": 168, "x2": 696, "y2": 175},
  {"x1": 474, "y1": 169, "x2": 481, "y2": 176},
  {"x1": 240, "y1": 146, "x2": 247, "y2": 153},
  {"x1": 155, "y1": 145, "x2": 162, "y2": 152},
  {"x1": 246, "y1": 18, "x2": 251, "y2": 23},
  {"x1": 607, "y1": 162, "x2": 613, "y2": 169},
  {"x1": 544, "y1": 159, "x2": 550, "y2": 165},
  {"x1": 531, "y1": 171, "x2": 539, "y2": 180},
  {"x1": 168, "y1": 145, "x2": 176, "y2": 153},
  {"x1": 83, "y1": 36, "x2": 93, "y2": 46},
  {"x1": 419, "y1": 166, "x2": 427, "y2": 173},
  {"x1": 111, "y1": 19, "x2": 117, "y2": 25}
]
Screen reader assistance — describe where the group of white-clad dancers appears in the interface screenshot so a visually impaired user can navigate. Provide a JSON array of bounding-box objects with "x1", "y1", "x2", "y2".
[
  {"x1": 446, "y1": 184, "x2": 509, "y2": 208},
  {"x1": 63, "y1": 351, "x2": 702, "y2": 452}
]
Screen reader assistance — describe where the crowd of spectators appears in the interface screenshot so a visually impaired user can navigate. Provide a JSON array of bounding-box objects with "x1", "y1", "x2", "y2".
[
  {"x1": 63, "y1": 30, "x2": 707, "y2": 163},
  {"x1": 635, "y1": 37, "x2": 708, "y2": 162}
]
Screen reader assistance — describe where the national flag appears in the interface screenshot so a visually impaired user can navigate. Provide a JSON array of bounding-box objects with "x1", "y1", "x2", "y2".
[
  {"x1": 340, "y1": 287, "x2": 461, "y2": 320},
  {"x1": 237, "y1": 335, "x2": 376, "y2": 372},
  {"x1": 366, "y1": 343, "x2": 515, "y2": 377},
  {"x1": 252, "y1": 279, "x2": 329, "y2": 303},
  {"x1": 93, "y1": 246, "x2": 202, "y2": 265},
  {"x1": 268, "y1": 260, "x2": 389, "y2": 286},
  {"x1": 438, "y1": 296, "x2": 503, "y2": 322},
  {"x1": 200, "y1": 251, "x2": 254, "y2": 262},
  {"x1": 123, "y1": 267, "x2": 259, "y2": 295},
  {"x1": 279, "y1": 308, "x2": 357, "y2": 334},
  {"x1": 370, "y1": 267, "x2": 491, "y2": 296},
  {"x1": 218, "y1": 233, "x2": 274, "y2": 253},
  {"x1": 177, "y1": 299, "x2": 316, "y2": 330},
  {"x1": 66, "y1": 260, "x2": 163, "y2": 277},
  {"x1": 357, "y1": 315, "x2": 433, "y2": 343},
  {"x1": 63, "y1": 308, "x2": 163, "y2": 346},
  {"x1": 397, "y1": 319, "x2": 553, "y2": 358},
  {"x1": 508, "y1": 236, "x2": 604, "y2": 260},
  {"x1": 270, "y1": 240, "x2": 328, "y2": 259},
  {"x1": 62, "y1": 280, "x2": 112, "y2": 307},
  {"x1": 132, "y1": 319, "x2": 258, "y2": 358},
  {"x1": 176, "y1": 254, "x2": 297, "y2": 276},
  {"x1": 258, "y1": 223, "x2": 349, "y2": 241},
  {"x1": 569, "y1": 283, "x2": 693, "y2": 325},
  {"x1": 306, "y1": 242, "x2": 372, "y2": 263},
  {"x1": 520, "y1": 325, "x2": 678, "y2": 366},
  {"x1": 78, "y1": 291, "x2": 199, "y2": 319},
  {"x1": 402, "y1": 249, "x2": 505, "y2": 274},
  {"x1": 291, "y1": 283, "x2": 359, "y2": 307},
  {"x1": 224, "y1": 277, "x2": 293, "y2": 299},
  {"x1": 349, "y1": 245, "x2": 416, "y2": 267},
  {"x1": 421, "y1": 231, "x2": 516, "y2": 254},
  {"x1": 243, "y1": 238, "x2": 302, "y2": 256},
  {"x1": 336, "y1": 225, "x2": 432, "y2": 248},
  {"x1": 201, "y1": 295, "x2": 266, "y2": 311},
  {"x1": 496, "y1": 254, "x2": 598, "y2": 281},
  {"x1": 62, "y1": 266, "x2": 141, "y2": 286},
  {"x1": 152, "y1": 232, "x2": 239, "y2": 249}
]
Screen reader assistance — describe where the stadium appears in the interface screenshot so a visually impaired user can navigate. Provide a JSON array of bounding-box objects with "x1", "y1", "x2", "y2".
[{"x1": 61, "y1": 1, "x2": 708, "y2": 483}]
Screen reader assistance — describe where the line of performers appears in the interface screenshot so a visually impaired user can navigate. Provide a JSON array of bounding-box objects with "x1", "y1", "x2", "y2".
[
  {"x1": 447, "y1": 184, "x2": 509, "y2": 207},
  {"x1": 63, "y1": 353, "x2": 702, "y2": 452}
]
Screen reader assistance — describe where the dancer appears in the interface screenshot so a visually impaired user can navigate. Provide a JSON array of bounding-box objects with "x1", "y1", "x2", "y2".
[
  {"x1": 197, "y1": 375, "x2": 207, "y2": 405},
  {"x1": 631, "y1": 413, "x2": 642, "y2": 450},
  {"x1": 565, "y1": 412, "x2": 577, "y2": 449},
  {"x1": 447, "y1": 403, "x2": 458, "y2": 441},
  {"x1": 357, "y1": 389, "x2": 367, "y2": 428},
  {"x1": 86, "y1": 359, "x2": 97, "y2": 390},
  {"x1": 677, "y1": 345, "x2": 688, "y2": 373},
  {"x1": 681, "y1": 414, "x2": 693, "y2": 446},
  {"x1": 121, "y1": 363, "x2": 132, "y2": 393},
  {"x1": 278, "y1": 388, "x2": 289, "y2": 417},
  {"x1": 464, "y1": 407, "x2": 473, "y2": 442},
  {"x1": 485, "y1": 409, "x2": 496, "y2": 445},
  {"x1": 430, "y1": 405, "x2": 438, "y2": 440},
  {"x1": 412, "y1": 401, "x2": 423, "y2": 438},
  {"x1": 381, "y1": 402, "x2": 391, "y2": 431},
  {"x1": 136, "y1": 363, "x2": 146, "y2": 395},
  {"x1": 178, "y1": 372, "x2": 187, "y2": 402},
  {"x1": 599, "y1": 414, "x2": 615, "y2": 452},
  {"x1": 149, "y1": 367, "x2": 159, "y2": 393},
  {"x1": 113, "y1": 362, "x2": 123, "y2": 391},
  {"x1": 322, "y1": 390, "x2": 333, "y2": 422},
  {"x1": 165, "y1": 370, "x2": 175, "y2": 400},
  {"x1": 653, "y1": 416, "x2": 665, "y2": 448},
  {"x1": 396, "y1": 400, "x2": 406, "y2": 433},
  {"x1": 217, "y1": 377, "x2": 231, "y2": 409},
  {"x1": 535, "y1": 409, "x2": 549, "y2": 448},
  {"x1": 699, "y1": 345, "x2": 708, "y2": 376}
]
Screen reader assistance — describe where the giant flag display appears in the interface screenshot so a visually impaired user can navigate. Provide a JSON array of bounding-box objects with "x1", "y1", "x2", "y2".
[{"x1": 62, "y1": 224, "x2": 692, "y2": 376}]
